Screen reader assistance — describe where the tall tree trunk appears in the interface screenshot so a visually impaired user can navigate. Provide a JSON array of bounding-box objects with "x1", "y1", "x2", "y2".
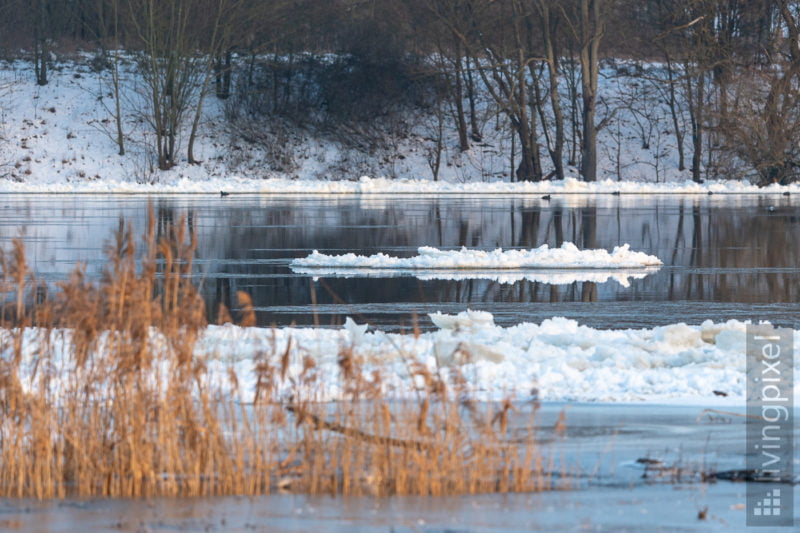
[
  {"x1": 515, "y1": 122, "x2": 542, "y2": 182},
  {"x1": 566, "y1": 49, "x2": 580, "y2": 166},
  {"x1": 664, "y1": 54, "x2": 684, "y2": 171},
  {"x1": 452, "y1": 40, "x2": 470, "y2": 152},
  {"x1": 578, "y1": 0, "x2": 602, "y2": 182},
  {"x1": 34, "y1": 0, "x2": 48, "y2": 86},
  {"x1": 112, "y1": 50, "x2": 125, "y2": 155},
  {"x1": 534, "y1": 1, "x2": 565, "y2": 180},
  {"x1": 105, "y1": 0, "x2": 125, "y2": 156},
  {"x1": 513, "y1": 14, "x2": 541, "y2": 183},
  {"x1": 545, "y1": 60, "x2": 565, "y2": 181},
  {"x1": 464, "y1": 54, "x2": 481, "y2": 142},
  {"x1": 215, "y1": 49, "x2": 232, "y2": 99},
  {"x1": 687, "y1": 70, "x2": 704, "y2": 183},
  {"x1": 580, "y1": 92, "x2": 597, "y2": 182}
]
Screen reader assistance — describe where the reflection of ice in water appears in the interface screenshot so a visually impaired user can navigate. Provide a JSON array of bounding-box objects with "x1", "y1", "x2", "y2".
[
  {"x1": 292, "y1": 243, "x2": 663, "y2": 270},
  {"x1": 291, "y1": 266, "x2": 660, "y2": 287}
]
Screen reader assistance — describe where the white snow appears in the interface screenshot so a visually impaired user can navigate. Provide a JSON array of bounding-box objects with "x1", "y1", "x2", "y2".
[
  {"x1": 291, "y1": 243, "x2": 663, "y2": 271},
  {"x1": 8, "y1": 312, "x2": 797, "y2": 405},
  {"x1": 291, "y1": 266, "x2": 659, "y2": 287},
  {"x1": 197, "y1": 313, "x2": 798, "y2": 405},
  {"x1": 2, "y1": 174, "x2": 800, "y2": 195},
  {"x1": 0, "y1": 58, "x2": 799, "y2": 194}
]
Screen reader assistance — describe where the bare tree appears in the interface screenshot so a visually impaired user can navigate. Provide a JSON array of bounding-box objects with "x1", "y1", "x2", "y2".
[
  {"x1": 647, "y1": 1, "x2": 715, "y2": 182},
  {"x1": 186, "y1": 0, "x2": 247, "y2": 165},
  {"x1": 533, "y1": 0, "x2": 566, "y2": 180},
  {"x1": 431, "y1": 0, "x2": 546, "y2": 181},
  {"x1": 128, "y1": 0, "x2": 233, "y2": 170},
  {"x1": 724, "y1": 0, "x2": 800, "y2": 185},
  {"x1": 95, "y1": 0, "x2": 127, "y2": 156},
  {"x1": 563, "y1": 0, "x2": 606, "y2": 182},
  {"x1": 32, "y1": 0, "x2": 50, "y2": 85},
  {"x1": 431, "y1": 32, "x2": 470, "y2": 152},
  {"x1": 662, "y1": 53, "x2": 686, "y2": 171}
]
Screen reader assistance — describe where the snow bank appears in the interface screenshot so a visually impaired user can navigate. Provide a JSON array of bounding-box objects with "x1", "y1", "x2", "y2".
[
  {"x1": 2, "y1": 175, "x2": 800, "y2": 195},
  {"x1": 290, "y1": 266, "x2": 660, "y2": 287},
  {"x1": 291, "y1": 243, "x2": 663, "y2": 271}
]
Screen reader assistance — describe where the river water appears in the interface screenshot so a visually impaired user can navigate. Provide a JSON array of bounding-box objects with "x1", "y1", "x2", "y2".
[{"x1": 1, "y1": 193, "x2": 798, "y2": 331}]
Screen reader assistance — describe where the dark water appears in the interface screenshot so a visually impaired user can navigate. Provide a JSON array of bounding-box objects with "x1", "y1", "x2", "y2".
[{"x1": 1, "y1": 194, "x2": 798, "y2": 330}]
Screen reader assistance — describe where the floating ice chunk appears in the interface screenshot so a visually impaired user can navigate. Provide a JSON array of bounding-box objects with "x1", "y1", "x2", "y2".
[
  {"x1": 653, "y1": 323, "x2": 703, "y2": 350},
  {"x1": 343, "y1": 317, "x2": 368, "y2": 346},
  {"x1": 433, "y1": 336, "x2": 505, "y2": 366},
  {"x1": 714, "y1": 329, "x2": 744, "y2": 353},
  {"x1": 292, "y1": 242, "x2": 663, "y2": 271},
  {"x1": 429, "y1": 309, "x2": 495, "y2": 331}
]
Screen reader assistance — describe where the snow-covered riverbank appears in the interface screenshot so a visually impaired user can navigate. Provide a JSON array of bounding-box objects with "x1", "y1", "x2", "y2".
[
  {"x1": 1, "y1": 58, "x2": 799, "y2": 194},
  {"x1": 2, "y1": 174, "x2": 800, "y2": 195}
]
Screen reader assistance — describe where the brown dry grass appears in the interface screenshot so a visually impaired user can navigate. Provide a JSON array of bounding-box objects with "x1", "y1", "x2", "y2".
[{"x1": 0, "y1": 212, "x2": 561, "y2": 498}]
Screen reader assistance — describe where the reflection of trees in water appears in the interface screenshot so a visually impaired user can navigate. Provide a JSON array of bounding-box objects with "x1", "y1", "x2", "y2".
[
  {"x1": 172, "y1": 197, "x2": 800, "y2": 326},
  {"x1": 196, "y1": 201, "x2": 427, "y2": 325},
  {"x1": 695, "y1": 197, "x2": 800, "y2": 302},
  {"x1": 581, "y1": 206, "x2": 598, "y2": 302},
  {"x1": 6, "y1": 196, "x2": 798, "y2": 326},
  {"x1": 155, "y1": 203, "x2": 196, "y2": 242}
]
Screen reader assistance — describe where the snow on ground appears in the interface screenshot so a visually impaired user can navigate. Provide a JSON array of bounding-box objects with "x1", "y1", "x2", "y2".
[
  {"x1": 2, "y1": 174, "x2": 800, "y2": 195},
  {"x1": 0, "y1": 57, "x2": 799, "y2": 194},
  {"x1": 10, "y1": 311, "x2": 797, "y2": 405},
  {"x1": 290, "y1": 267, "x2": 659, "y2": 288},
  {"x1": 291, "y1": 243, "x2": 663, "y2": 271}
]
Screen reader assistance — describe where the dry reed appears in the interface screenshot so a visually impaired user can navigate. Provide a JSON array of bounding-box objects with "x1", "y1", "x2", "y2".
[{"x1": 0, "y1": 212, "x2": 562, "y2": 498}]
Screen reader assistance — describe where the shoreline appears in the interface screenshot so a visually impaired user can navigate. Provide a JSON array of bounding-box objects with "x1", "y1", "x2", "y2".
[{"x1": 1, "y1": 176, "x2": 799, "y2": 195}]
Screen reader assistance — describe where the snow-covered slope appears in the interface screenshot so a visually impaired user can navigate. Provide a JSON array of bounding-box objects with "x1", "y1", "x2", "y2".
[{"x1": 0, "y1": 56, "x2": 797, "y2": 193}]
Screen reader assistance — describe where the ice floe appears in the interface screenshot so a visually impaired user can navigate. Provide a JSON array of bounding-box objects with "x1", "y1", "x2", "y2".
[{"x1": 291, "y1": 243, "x2": 663, "y2": 272}]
